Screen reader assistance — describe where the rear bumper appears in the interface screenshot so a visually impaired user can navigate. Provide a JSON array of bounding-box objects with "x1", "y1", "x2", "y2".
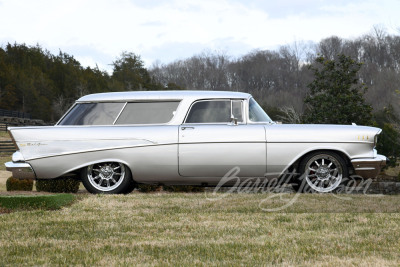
[
  {"x1": 351, "y1": 154, "x2": 387, "y2": 178},
  {"x1": 5, "y1": 161, "x2": 36, "y2": 179}
]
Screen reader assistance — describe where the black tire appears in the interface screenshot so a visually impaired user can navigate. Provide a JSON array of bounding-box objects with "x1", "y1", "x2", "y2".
[
  {"x1": 81, "y1": 162, "x2": 135, "y2": 194},
  {"x1": 297, "y1": 151, "x2": 348, "y2": 193},
  {"x1": 121, "y1": 179, "x2": 137, "y2": 194}
]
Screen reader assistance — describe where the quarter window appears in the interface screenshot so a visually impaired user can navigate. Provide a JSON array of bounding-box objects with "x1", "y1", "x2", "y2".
[{"x1": 248, "y1": 98, "x2": 273, "y2": 123}]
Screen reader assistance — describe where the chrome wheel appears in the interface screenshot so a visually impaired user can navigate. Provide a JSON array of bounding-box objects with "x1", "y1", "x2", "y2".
[
  {"x1": 303, "y1": 153, "x2": 344, "y2": 193},
  {"x1": 87, "y1": 162, "x2": 126, "y2": 192}
]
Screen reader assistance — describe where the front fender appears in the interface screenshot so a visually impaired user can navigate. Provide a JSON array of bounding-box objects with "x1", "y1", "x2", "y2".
[{"x1": 266, "y1": 142, "x2": 374, "y2": 178}]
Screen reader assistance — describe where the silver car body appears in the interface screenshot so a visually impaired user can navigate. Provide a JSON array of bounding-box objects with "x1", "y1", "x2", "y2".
[{"x1": 6, "y1": 91, "x2": 386, "y2": 185}]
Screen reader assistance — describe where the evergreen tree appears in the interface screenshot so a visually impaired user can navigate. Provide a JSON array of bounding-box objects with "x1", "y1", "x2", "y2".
[
  {"x1": 111, "y1": 52, "x2": 152, "y2": 91},
  {"x1": 303, "y1": 54, "x2": 372, "y2": 125}
]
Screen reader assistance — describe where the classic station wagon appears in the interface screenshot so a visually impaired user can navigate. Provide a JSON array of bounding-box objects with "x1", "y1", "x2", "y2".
[{"x1": 6, "y1": 91, "x2": 387, "y2": 193}]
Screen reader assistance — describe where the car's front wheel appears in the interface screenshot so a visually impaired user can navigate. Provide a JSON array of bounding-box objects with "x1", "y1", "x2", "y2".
[
  {"x1": 81, "y1": 162, "x2": 135, "y2": 194},
  {"x1": 297, "y1": 151, "x2": 348, "y2": 193}
]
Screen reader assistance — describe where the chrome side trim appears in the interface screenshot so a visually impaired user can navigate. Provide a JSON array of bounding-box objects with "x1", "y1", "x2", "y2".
[{"x1": 5, "y1": 161, "x2": 36, "y2": 179}]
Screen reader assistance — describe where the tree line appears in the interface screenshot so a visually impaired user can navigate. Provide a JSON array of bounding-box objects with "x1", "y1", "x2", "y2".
[
  {"x1": 1, "y1": 27, "x2": 399, "y2": 122},
  {"x1": 0, "y1": 46, "x2": 164, "y2": 121}
]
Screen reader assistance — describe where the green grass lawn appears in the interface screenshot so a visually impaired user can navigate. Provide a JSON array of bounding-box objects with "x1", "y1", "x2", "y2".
[
  {"x1": 0, "y1": 194, "x2": 76, "y2": 211},
  {"x1": 0, "y1": 193, "x2": 399, "y2": 266}
]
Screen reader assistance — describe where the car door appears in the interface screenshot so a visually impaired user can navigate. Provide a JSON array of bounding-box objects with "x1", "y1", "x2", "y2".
[{"x1": 178, "y1": 99, "x2": 266, "y2": 177}]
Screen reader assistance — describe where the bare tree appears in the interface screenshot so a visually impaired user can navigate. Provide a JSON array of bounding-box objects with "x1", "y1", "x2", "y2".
[
  {"x1": 52, "y1": 95, "x2": 73, "y2": 121},
  {"x1": 277, "y1": 106, "x2": 302, "y2": 124},
  {"x1": 316, "y1": 36, "x2": 344, "y2": 60}
]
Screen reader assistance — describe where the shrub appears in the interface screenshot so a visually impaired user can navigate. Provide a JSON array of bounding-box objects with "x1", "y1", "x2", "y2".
[
  {"x1": 6, "y1": 177, "x2": 34, "y2": 191},
  {"x1": 163, "y1": 185, "x2": 205, "y2": 193},
  {"x1": 36, "y1": 178, "x2": 80, "y2": 193}
]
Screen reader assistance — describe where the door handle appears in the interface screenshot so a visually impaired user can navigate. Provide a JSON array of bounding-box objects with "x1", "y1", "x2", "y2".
[{"x1": 181, "y1": 127, "x2": 195, "y2": 130}]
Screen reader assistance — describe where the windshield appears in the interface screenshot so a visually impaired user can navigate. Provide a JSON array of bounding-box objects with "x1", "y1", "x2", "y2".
[{"x1": 248, "y1": 98, "x2": 273, "y2": 123}]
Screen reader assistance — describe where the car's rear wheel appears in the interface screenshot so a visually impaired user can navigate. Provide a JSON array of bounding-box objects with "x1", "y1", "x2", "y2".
[
  {"x1": 298, "y1": 151, "x2": 348, "y2": 193},
  {"x1": 81, "y1": 162, "x2": 135, "y2": 194}
]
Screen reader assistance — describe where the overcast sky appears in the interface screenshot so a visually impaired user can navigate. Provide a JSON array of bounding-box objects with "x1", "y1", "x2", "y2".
[{"x1": 1, "y1": 0, "x2": 400, "y2": 72}]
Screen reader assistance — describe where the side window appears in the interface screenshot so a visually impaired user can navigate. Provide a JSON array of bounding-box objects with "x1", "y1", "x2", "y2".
[
  {"x1": 115, "y1": 101, "x2": 180, "y2": 124},
  {"x1": 185, "y1": 100, "x2": 243, "y2": 123},
  {"x1": 59, "y1": 103, "x2": 125, "y2": 125}
]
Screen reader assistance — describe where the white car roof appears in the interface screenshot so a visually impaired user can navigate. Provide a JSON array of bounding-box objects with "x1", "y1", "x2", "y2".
[{"x1": 77, "y1": 90, "x2": 252, "y2": 102}]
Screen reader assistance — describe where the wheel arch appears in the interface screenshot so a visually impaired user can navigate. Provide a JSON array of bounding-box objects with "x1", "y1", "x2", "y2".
[
  {"x1": 285, "y1": 148, "x2": 353, "y2": 179},
  {"x1": 80, "y1": 160, "x2": 137, "y2": 194},
  {"x1": 67, "y1": 158, "x2": 136, "y2": 182}
]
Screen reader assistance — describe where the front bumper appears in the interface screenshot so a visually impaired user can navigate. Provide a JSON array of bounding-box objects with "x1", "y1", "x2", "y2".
[
  {"x1": 5, "y1": 161, "x2": 36, "y2": 179},
  {"x1": 351, "y1": 154, "x2": 387, "y2": 178}
]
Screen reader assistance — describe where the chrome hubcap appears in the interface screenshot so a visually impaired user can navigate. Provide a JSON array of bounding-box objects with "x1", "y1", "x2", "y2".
[
  {"x1": 87, "y1": 162, "x2": 125, "y2": 192},
  {"x1": 316, "y1": 166, "x2": 330, "y2": 180},
  {"x1": 304, "y1": 155, "x2": 342, "y2": 192},
  {"x1": 100, "y1": 166, "x2": 114, "y2": 178}
]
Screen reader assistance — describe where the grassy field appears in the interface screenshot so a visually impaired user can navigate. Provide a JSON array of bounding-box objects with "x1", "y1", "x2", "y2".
[
  {"x1": 0, "y1": 128, "x2": 399, "y2": 265},
  {"x1": 0, "y1": 194, "x2": 76, "y2": 211},
  {"x1": 1, "y1": 193, "x2": 400, "y2": 266}
]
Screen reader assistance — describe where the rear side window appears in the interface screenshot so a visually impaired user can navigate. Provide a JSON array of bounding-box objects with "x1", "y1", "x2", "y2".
[
  {"x1": 115, "y1": 102, "x2": 180, "y2": 124},
  {"x1": 59, "y1": 103, "x2": 124, "y2": 125},
  {"x1": 59, "y1": 101, "x2": 180, "y2": 125}
]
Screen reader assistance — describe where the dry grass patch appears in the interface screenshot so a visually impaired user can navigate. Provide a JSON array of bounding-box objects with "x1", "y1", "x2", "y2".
[
  {"x1": 0, "y1": 193, "x2": 399, "y2": 266},
  {"x1": 0, "y1": 131, "x2": 11, "y2": 140},
  {"x1": 0, "y1": 155, "x2": 11, "y2": 172},
  {"x1": 0, "y1": 171, "x2": 11, "y2": 191}
]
